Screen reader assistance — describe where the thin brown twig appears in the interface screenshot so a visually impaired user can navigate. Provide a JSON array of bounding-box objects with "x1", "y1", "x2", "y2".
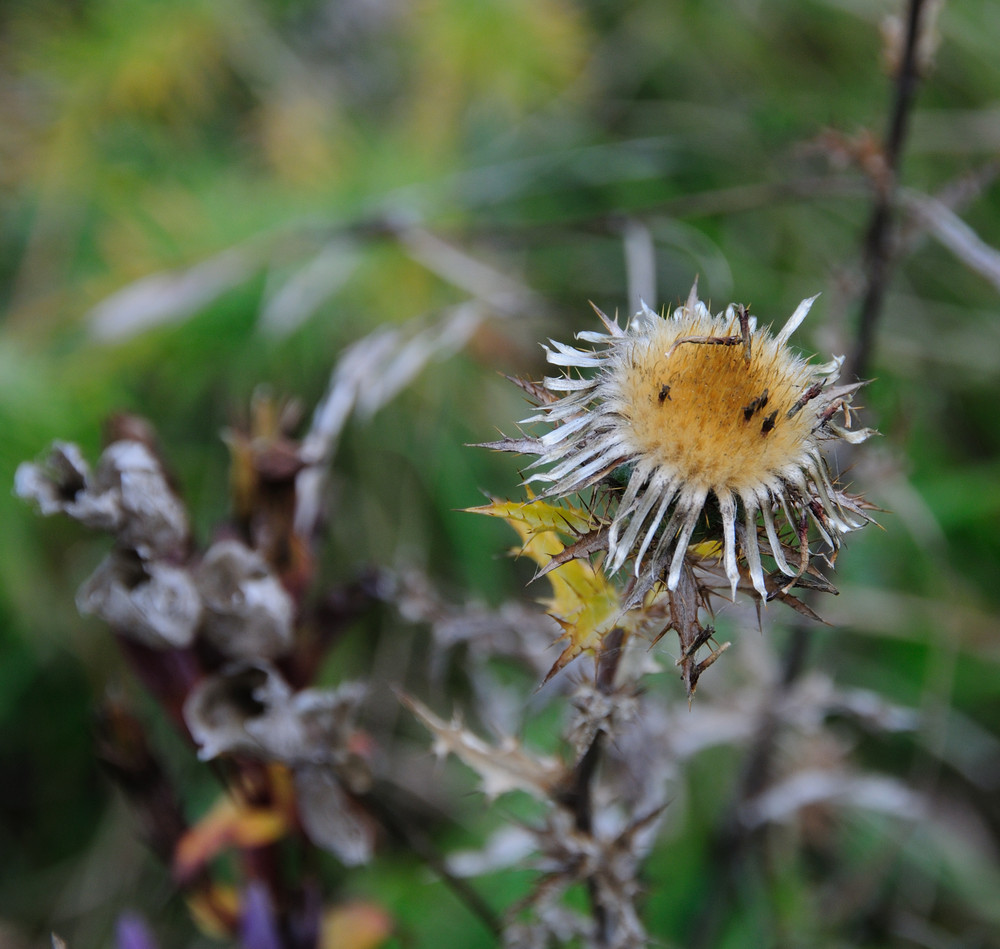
[{"x1": 848, "y1": 0, "x2": 930, "y2": 381}]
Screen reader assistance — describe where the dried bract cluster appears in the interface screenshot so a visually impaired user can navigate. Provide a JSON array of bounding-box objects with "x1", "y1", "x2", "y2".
[
  {"x1": 484, "y1": 284, "x2": 875, "y2": 601},
  {"x1": 15, "y1": 414, "x2": 380, "y2": 936}
]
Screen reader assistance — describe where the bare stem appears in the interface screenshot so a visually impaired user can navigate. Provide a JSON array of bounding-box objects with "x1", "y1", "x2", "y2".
[
  {"x1": 848, "y1": 0, "x2": 930, "y2": 380},
  {"x1": 556, "y1": 626, "x2": 626, "y2": 947}
]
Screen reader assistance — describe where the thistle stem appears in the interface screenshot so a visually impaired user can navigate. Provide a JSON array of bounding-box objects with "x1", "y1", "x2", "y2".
[
  {"x1": 849, "y1": 0, "x2": 929, "y2": 380},
  {"x1": 557, "y1": 626, "x2": 625, "y2": 947}
]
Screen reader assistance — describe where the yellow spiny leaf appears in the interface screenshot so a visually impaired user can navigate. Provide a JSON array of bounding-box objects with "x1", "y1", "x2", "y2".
[
  {"x1": 465, "y1": 496, "x2": 597, "y2": 542},
  {"x1": 540, "y1": 554, "x2": 623, "y2": 681},
  {"x1": 468, "y1": 496, "x2": 624, "y2": 679}
]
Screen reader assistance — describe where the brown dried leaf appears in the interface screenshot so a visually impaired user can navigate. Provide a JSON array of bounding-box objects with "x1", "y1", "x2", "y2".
[
  {"x1": 664, "y1": 563, "x2": 729, "y2": 699},
  {"x1": 533, "y1": 527, "x2": 609, "y2": 581},
  {"x1": 505, "y1": 374, "x2": 560, "y2": 406}
]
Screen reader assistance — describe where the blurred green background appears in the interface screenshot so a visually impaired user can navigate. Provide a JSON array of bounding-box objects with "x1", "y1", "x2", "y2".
[{"x1": 2, "y1": 0, "x2": 1000, "y2": 946}]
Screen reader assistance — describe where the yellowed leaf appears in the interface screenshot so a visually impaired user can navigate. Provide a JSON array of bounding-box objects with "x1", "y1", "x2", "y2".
[
  {"x1": 465, "y1": 496, "x2": 597, "y2": 545},
  {"x1": 468, "y1": 496, "x2": 628, "y2": 679},
  {"x1": 174, "y1": 765, "x2": 295, "y2": 881},
  {"x1": 688, "y1": 539, "x2": 723, "y2": 561}
]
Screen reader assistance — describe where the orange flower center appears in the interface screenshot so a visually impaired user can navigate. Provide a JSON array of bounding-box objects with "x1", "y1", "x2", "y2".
[{"x1": 616, "y1": 314, "x2": 817, "y2": 494}]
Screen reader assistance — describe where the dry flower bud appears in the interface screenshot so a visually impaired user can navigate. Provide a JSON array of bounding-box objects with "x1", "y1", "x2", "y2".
[
  {"x1": 184, "y1": 663, "x2": 294, "y2": 761},
  {"x1": 15, "y1": 440, "x2": 188, "y2": 558},
  {"x1": 287, "y1": 684, "x2": 370, "y2": 772},
  {"x1": 76, "y1": 552, "x2": 200, "y2": 649},
  {"x1": 94, "y1": 441, "x2": 189, "y2": 556},
  {"x1": 184, "y1": 663, "x2": 368, "y2": 765},
  {"x1": 16, "y1": 441, "x2": 117, "y2": 529},
  {"x1": 184, "y1": 664, "x2": 373, "y2": 865},
  {"x1": 196, "y1": 540, "x2": 294, "y2": 660}
]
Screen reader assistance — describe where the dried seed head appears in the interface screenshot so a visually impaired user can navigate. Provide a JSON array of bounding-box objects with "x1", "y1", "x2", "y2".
[{"x1": 506, "y1": 284, "x2": 875, "y2": 599}]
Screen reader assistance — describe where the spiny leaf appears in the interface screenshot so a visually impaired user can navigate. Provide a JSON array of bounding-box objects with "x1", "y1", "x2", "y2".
[
  {"x1": 465, "y1": 496, "x2": 598, "y2": 543},
  {"x1": 534, "y1": 527, "x2": 608, "y2": 580},
  {"x1": 401, "y1": 694, "x2": 565, "y2": 801},
  {"x1": 504, "y1": 374, "x2": 560, "y2": 405},
  {"x1": 540, "y1": 559, "x2": 623, "y2": 682},
  {"x1": 468, "y1": 496, "x2": 648, "y2": 680}
]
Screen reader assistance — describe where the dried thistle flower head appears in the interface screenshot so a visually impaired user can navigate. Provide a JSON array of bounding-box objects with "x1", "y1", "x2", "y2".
[{"x1": 488, "y1": 284, "x2": 875, "y2": 600}]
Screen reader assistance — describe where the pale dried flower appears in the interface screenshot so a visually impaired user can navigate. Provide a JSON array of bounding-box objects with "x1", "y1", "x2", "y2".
[
  {"x1": 489, "y1": 284, "x2": 875, "y2": 599},
  {"x1": 183, "y1": 662, "x2": 366, "y2": 766},
  {"x1": 15, "y1": 439, "x2": 188, "y2": 558},
  {"x1": 76, "y1": 551, "x2": 201, "y2": 649},
  {"x1": 195, "y1": 540, "x2": 294, "y2": 660},
  {"x1": 183, "y1": 664, "x2": 374, "y2": 864}
]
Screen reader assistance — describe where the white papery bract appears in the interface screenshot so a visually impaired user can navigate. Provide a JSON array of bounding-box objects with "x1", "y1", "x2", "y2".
[{"x1": 511, "y1": 285, "x2": 874, "y2": 599}]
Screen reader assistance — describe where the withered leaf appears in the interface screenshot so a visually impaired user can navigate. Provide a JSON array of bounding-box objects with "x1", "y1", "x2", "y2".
[{"x1": 401, "y1": 694, "x2": 565, "y2": 801}]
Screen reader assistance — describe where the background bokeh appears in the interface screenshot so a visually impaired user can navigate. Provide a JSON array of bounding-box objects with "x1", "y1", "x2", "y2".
[{"x1": 2, "y1": 0, "x2": 1000, "y2": 946}]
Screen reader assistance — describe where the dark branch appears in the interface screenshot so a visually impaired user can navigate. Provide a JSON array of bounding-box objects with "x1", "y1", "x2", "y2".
[{"x1": 848, "y1": 0, "x2": 930, "y2": 381}]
